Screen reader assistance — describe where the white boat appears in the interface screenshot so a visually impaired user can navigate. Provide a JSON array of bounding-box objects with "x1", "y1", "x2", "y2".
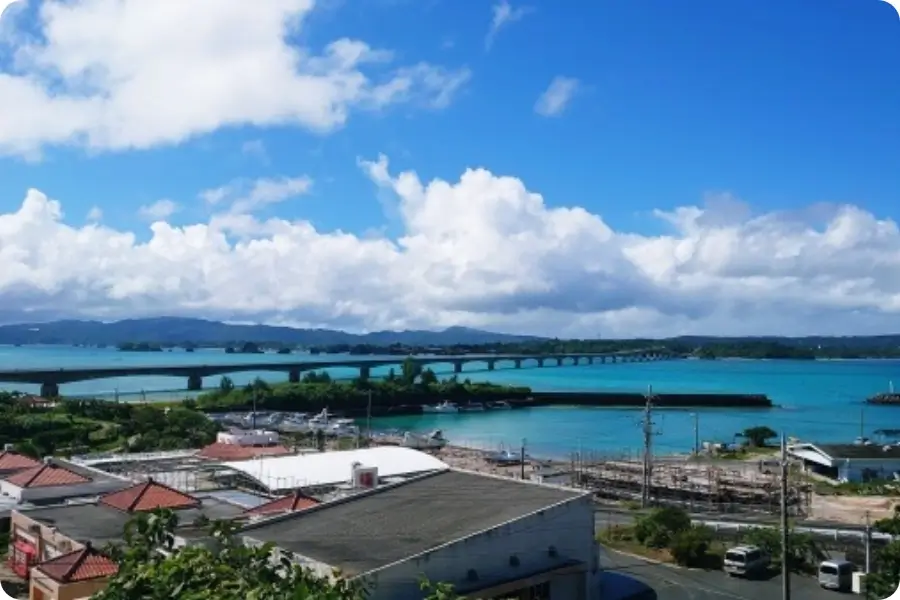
[
  {"x1": 306, "y1": 408, "x2": 332, "y2": 432},
  {"x1": 401, "y1": 430, "x2": 448, "y2": 450},
  {"x1": 422, "y1": 401, "x2": 459, "y2": 414},
  {"x1": 327, "y1": 418, "x2": 359, "y2": 437},
  {"x1": 241, "y1": 412, "x2": 265, "y2": 426},
  {"x1": 485, "y1": 449, "x2": 525, "y2": 465},
  {"x1": 487, "y1": 400, "x2": 512, "y2": 410},
  {"x1": 460, "y1": 402, "x2": 485, "y2": 412},
  {"x1": 277, "y1": 417, "x2": 311, "y2": 433}
]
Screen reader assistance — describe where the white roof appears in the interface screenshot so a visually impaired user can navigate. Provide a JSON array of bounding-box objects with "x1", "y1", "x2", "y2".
[{"x1": 222, "y1": 446, "x2": 449, "y2": 492}]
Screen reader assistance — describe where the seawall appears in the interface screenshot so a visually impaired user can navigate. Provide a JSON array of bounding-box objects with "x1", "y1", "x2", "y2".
[
  {"x1": 204, "y1": 390, "x2": 772, "y2": 419},
  {"x1": 525, "y1": 391, "x2": 773, "y2": 409}
]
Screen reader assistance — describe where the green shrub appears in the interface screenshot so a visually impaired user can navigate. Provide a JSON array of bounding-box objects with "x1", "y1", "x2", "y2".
[
  {"x1": 669, "y1": 525, "x2": 713, "y2": 567},
  {"x1": 635, "y1": 507, "x2": 691, "y2": 549}
]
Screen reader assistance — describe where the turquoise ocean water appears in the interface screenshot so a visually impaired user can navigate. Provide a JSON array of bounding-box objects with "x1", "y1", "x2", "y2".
[{"x1": 1, "y1": 345, "x2": 899, "y2": 458}]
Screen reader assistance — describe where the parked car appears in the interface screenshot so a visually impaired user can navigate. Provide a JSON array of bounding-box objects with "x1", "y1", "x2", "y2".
[{"x1": 723, "y1": 545, "x2": 770, "y2": 578}]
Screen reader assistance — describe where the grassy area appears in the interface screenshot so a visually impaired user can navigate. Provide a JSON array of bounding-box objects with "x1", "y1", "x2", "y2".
[
  {"x1": 597, "y1": 525, "x2": 674, "y2": 562},
  {"x1": 714, "y1": 446, "x2": 779, "y2": 460},
  {"x1": 811, "y1": 478, "x2": 900, "y2": 497},
  {"x1": 598, "y1": 524, "x2": 726, "y2": 568}
]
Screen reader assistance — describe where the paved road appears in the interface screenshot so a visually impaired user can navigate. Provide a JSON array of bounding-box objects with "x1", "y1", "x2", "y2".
[
  {"x1": 594, "y1": 507, "x2": 890, "y2": 543},
  {"x1": 601, "y1": 548, "x2": 837, "y2": 600}
]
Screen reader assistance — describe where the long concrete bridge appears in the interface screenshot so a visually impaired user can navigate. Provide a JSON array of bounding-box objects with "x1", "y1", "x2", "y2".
[{"x1": 0, "y1": 348, "x2": 676, "y2": 397}]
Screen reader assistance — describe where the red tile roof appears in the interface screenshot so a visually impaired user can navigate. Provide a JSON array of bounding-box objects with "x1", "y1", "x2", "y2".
[
  {"x1": 4, "y1": 463, "x2": 90, "y2": 488},
  {"x1": 36, "y1": 544, "x2": 118, "y2": 583},
  {"x1": 100, "y1": 479, "x2": 201, "y2": 512},
  {"x1": 0, "y1": 451, "x2": 41, "y2": 472},
  {"x1": 196, "y1": 442, "x2": 292, "y2": 461},
  {"x1": 244, "y1": 490, "x2": 320, "y2": 516}
]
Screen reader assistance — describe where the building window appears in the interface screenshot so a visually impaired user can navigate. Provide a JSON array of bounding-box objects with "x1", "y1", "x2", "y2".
[{"x1": 501, "y1": 581, "x2": 550, "y2": 600}]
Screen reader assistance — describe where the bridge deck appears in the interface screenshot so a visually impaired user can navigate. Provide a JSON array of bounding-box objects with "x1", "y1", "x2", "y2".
[{"x1": 0, "y1": 349, "x2": 670, "y2": 386}]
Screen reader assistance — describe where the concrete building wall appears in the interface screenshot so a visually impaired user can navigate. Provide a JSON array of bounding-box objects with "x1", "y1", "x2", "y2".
[
  {"x1": 837, "y1": 459, "x2": 900, "y2": 483},
  {"x1": 9, "y1": 510, "x2": 84, "y2": 564},
  {"x1": 360, "y1": 494, "x2": 600, "y2": 600},
  {"x1": 29, "y1": 571, "x2": 110, "y2": 600}
]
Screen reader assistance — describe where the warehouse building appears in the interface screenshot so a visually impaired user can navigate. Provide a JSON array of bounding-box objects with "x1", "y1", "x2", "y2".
[
  {"x1": 220, "y1": 445, "x2": 449, "y2": 493},
  {"x1": 241, "y1": 469, "x2": 601, "y2": 600},
  {"x1": 788, "y1": 441, "x2": 900, "y2": 482}
]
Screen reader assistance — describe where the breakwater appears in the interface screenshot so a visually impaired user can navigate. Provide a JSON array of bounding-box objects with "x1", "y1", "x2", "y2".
[
  {"x1": 526, "y1": 391, "x2": 772, "y2": 409},
  {"x1": 234, "y1": 391, "x2": 771, "y2": 419}
]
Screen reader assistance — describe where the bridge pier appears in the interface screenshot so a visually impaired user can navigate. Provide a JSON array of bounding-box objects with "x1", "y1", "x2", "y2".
[
  {"x1": 187, "y1": 374, "x2": 203, "y2": 391},
  {"x1": 514, "y1": 359, "x2": 521, "y2": 369},
  {"x1": 359, "y1": 366, "x2": 371, "y2": 381},
  {"x1": 40, "y1": 382, "x2": 60, "y2": 398},
  {"x1": 487, "y1": 360, "x2": 495, "y2": 371},
  {"x1": 587, "y1": 356, "x2": 594, "y2": 365},
  {"x1": 289, "y1": 368, "x2": 301, "y2": 384},
  {"x1": 537, "y1": 358, "x2": 544, "y2": 367},
  {"x1": 453, "y1": 361, "x2": 463, "y2": 374}
]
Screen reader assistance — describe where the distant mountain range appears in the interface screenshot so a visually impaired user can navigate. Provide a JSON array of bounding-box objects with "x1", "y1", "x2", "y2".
[
  {"x1": 0, "y1": 317, "x2": 543, "y2": 347},
  {"x1": 0, "y1": 317, "x2": 898, "y2": 350}
]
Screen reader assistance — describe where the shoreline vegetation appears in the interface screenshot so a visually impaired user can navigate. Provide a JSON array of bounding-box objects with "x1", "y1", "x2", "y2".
[{"x1": 195, "y1": 366, "x2": 532, "y2": 415}]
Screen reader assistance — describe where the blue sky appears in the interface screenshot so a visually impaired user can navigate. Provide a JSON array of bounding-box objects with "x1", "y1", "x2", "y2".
[{"x1": 0, "y1": 0, "x2": 898, "y2": 336}]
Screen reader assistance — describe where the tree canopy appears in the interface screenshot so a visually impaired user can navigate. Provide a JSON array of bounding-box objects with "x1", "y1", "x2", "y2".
[{"x1": 740, "y1": 426, "x2": 778, "y2": 448}]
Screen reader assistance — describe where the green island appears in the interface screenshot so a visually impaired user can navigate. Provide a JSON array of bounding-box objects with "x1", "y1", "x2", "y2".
[
  {"x1": 226, "y1": 338, "x2": 900, "y2": 360},
  {"x1": 107, "y1": 338, "x2": 900, "y2": 359},
  {"x1": 196, "y1": 362, "x2": 530, "y2": 414},
  {"x1": 318, "y1": 339, "x2": 900, "y2": 359}
]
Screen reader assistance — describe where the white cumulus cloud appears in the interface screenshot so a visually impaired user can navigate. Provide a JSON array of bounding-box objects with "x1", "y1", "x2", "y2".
[
  {"x1": 535, "y1": 76, "x2": 580, "y2": 117},
  {"x1": 1, "y1": 158, "x2": 899, "y2": 337},
  {"x1": 485, "y1": 0, "x2": 532, "y2": 50},
  {"x1": 138, "y1": 199, "x2": 179, "y2": 221},
  {"x1": 0, "y1": 0, "x2": 471, "y2": 158},
  {"x1": 201, "y1": 176, "x2": 313, "y2": 216}
]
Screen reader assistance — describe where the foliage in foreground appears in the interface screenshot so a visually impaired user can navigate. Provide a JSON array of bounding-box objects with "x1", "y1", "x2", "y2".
[
  {"x1": 867, "y1": 508, "x2": 900, "y2": 599},
  {"x1": 95, "y1": 511, "x2": 364, "y2": 600},
  {"x1": 94, "y1": 510, "x2": 487, "y2": 600}
]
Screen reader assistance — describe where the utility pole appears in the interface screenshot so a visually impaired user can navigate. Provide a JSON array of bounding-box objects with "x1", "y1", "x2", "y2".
[
  {"x1": 251, "y1": 389, "x2": 258, "y2": 430},
  {"x1": 366, "y1": 390, "x2": 373, "y2": 443},
  {"x1": 520, "y1": 438, "x2": 527, "y2": 479},
  {"x1": 860, "y1": 406, "x2": 865, "y2": 441},
  {"x1": 692, "y1": 412, "x2": 700, "y2": 456},
  {"x1": 780, "y1": 432, "x2": 791, "y2": 600},
  {"x1": 865, "y1": 510, "x2": 872, "y2": 574},
  {"x1": 641, "y1": 386, "x2": 657, "y2": 508}
]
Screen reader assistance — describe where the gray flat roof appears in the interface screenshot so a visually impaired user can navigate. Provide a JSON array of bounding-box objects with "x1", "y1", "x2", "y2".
[
  {"x1": 22, "y1": 504, "x2": 132, "y2": 547},
  {"x1": 19, "y1": 498, "x2": 246, "y2": 547},
  {"x1": 815, "y1": 443, "x2": 900, "y2": 460},
  {"x1": 242, "y1": 469, "x2": 586, "y2": 576}
]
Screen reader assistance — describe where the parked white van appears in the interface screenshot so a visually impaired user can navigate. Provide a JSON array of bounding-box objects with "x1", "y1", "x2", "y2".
[
  {"x1": 723, "y1": 545, "x2": 770, "y2": 578},
  {"x1": 818, "y1": 559, "x2": 854, "y2": 591}
]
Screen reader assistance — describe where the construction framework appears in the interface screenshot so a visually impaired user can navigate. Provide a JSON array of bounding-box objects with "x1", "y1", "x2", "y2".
[{"x1": 569, "y1": 449, "x2": 813, "y2": 516}]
